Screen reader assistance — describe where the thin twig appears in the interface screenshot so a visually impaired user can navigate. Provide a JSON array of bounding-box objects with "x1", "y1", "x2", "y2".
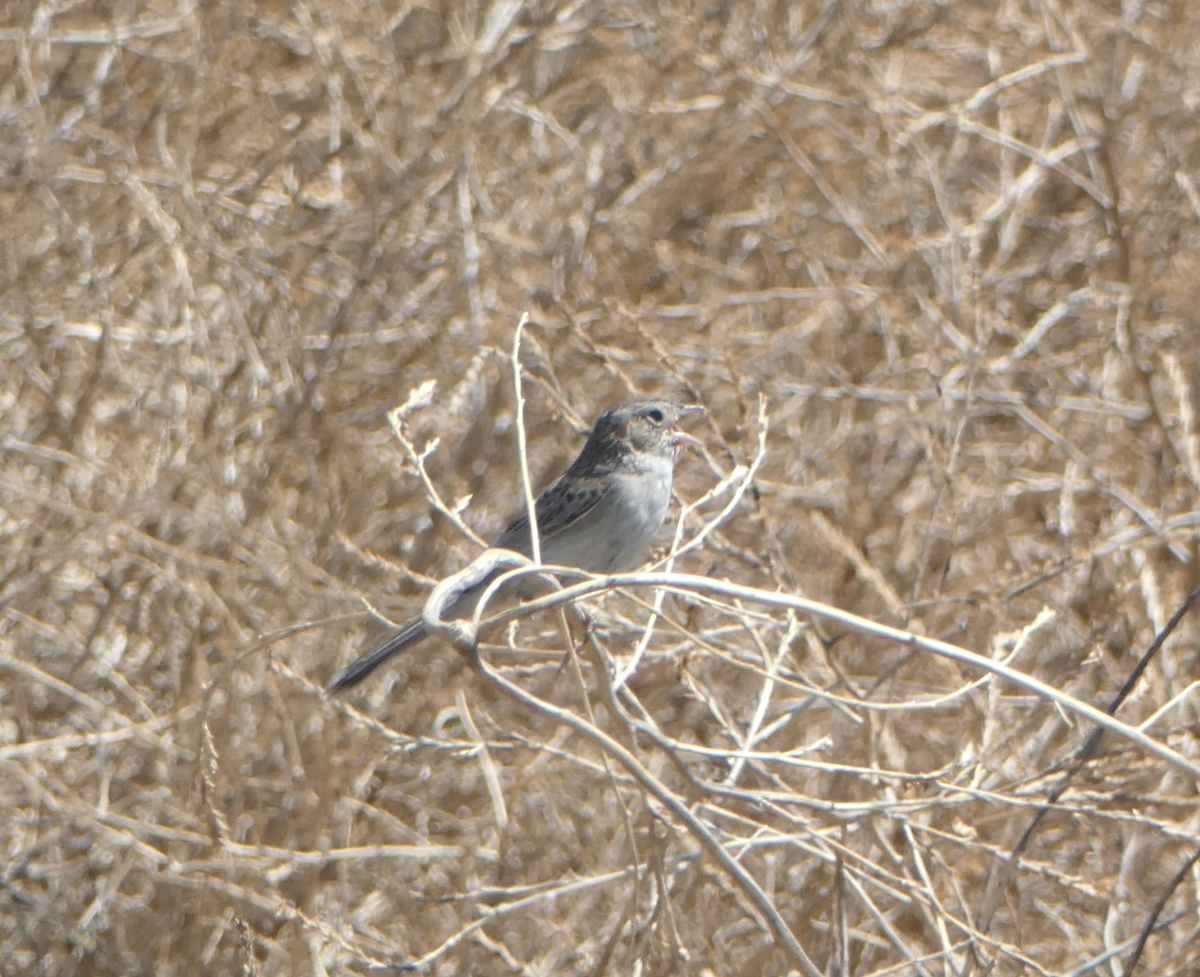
[{"x1": 510, "y1": 313, "x2": 540, "y2": 564}]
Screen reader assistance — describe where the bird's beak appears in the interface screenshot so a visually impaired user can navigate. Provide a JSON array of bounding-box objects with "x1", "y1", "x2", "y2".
[{"x1": 671, "y1": 404, "x2": 705, "y2": 450}]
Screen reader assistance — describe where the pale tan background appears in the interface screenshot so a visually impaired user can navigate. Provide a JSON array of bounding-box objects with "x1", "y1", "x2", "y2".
[{"x1": 3, "y1": 0, "x2": 1200, "y2": 974}]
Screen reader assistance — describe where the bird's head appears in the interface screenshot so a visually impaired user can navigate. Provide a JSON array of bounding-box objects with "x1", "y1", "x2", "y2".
[{"x1": 580, "y1": 397, "x2": 705, "y2": 470}]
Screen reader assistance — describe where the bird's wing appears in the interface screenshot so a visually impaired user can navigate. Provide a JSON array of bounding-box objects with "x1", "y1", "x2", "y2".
[{"x1": 491, "y1": 476, "x2": 605, "y2": 557}]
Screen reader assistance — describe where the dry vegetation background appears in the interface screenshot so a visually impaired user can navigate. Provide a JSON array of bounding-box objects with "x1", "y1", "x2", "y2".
[{"x1": 5, "y1": 0, "x2": 1200, "y2": 974}]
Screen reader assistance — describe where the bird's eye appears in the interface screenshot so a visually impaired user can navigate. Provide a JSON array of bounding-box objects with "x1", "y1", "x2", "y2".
[{"x1": 643, "y1": 408, "x2": 665, "y2": 425}]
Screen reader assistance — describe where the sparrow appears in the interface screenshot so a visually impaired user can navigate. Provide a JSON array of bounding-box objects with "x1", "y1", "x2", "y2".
[{"x1": 327, "y1": 397, "x2": 704, "y2": 693}]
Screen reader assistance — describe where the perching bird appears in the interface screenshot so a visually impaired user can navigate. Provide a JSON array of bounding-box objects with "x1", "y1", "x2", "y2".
[{"x1": 327, "y1": 397, "x2": 703, "y2": 692}]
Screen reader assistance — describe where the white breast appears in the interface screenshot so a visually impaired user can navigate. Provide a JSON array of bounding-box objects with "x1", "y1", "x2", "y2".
[{"x1": 541, "y1": 455, "x2": 675, "y2": 573}]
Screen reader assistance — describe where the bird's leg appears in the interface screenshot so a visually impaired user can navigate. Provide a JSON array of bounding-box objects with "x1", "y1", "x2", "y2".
[
  {"x1": 550, "y1": 604, "x2": 594, "y2": 680},
  {"x1": 572, "y1": 605, "x2": 594, "y2": 654}
]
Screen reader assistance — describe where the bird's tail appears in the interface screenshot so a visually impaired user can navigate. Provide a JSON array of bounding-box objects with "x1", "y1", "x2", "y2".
[{"x1": 326, "y1": 617, "x2": 428, "y2": 694}]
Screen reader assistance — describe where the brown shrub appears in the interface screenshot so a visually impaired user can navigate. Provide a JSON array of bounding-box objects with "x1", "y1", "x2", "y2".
[{"x1": 3, "y1": 1, "x2": 1200, "y2": 974}]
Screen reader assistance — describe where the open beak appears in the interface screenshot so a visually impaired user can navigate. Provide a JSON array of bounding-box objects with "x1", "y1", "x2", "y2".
[{"x1": 670, "y1": 404, "x2": 705, "y2": 450}]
